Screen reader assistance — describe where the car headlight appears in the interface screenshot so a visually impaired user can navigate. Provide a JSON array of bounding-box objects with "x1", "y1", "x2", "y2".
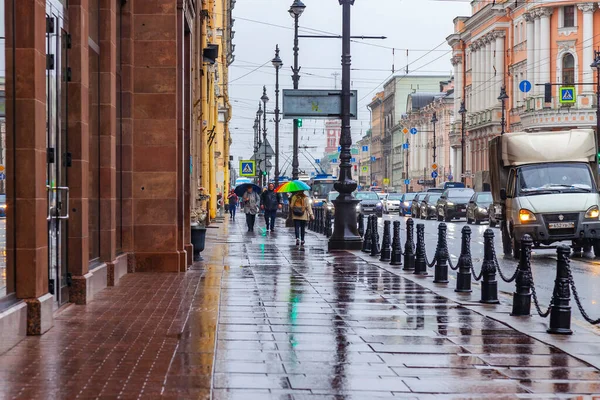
[
  {"x1": 403, "y1": 201, "x2": 409, "y2": 206},
  {"x1": 478, "y1": 207, "x2": 487, "y2": 212},
  {"x1": 0, "y1": 205, "x2": 6, "y2": 209},
  {"x1": 376, "y1": 202, "x2": 382, "y2": 208},
  {"x1": 519, "y1": 209, "x2": 536, "y2": 223},
  {"x1": 447, "y1": 202, "x2": 454, "y2": 206},
  {"x1": 356, "y1": 204, "x2": 361, "y2": 211},
  {"x1": 585, "y1": 205, "x2": 599, "y2": 219}
]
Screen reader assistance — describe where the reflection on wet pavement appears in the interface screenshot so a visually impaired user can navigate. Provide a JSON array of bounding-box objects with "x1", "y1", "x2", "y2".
[{"x1": 0, "y1": 216, "x2": 599, "y2": 398}]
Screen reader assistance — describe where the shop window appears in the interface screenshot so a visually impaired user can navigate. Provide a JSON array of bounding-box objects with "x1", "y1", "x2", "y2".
[{"x1": 562, "y1": 53, "x2": 575, "y2": 85}]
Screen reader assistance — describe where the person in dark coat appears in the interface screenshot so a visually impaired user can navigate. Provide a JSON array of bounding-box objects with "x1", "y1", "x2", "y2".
[{"x1": 260, "y1": 183, "x2": 282, "y2": 232}]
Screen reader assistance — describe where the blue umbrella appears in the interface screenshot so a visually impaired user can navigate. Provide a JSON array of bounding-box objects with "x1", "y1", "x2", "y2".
[{"x1": 234, "y1": 183, "x2": 262, "y2": 197}]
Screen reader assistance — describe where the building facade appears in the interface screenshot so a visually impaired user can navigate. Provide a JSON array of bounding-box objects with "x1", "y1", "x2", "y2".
[
  {"x1": 448, "y1": 0, "x2": 600, "y2": 190},
  {"x1": 0, "y1": 0, "x2": 234, "y2": 352}
]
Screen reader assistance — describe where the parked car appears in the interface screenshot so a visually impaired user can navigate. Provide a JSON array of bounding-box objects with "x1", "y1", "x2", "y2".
[
  {"x1": 356, "y1": 191, "x2": 383, "y2": 217},
  {"x1": 411, "y1": 192, "x2": 427, "y2": 219},
  {"x1": 419, "y1": 193, "x2": 442, "y2": 220},
  {"x1": 466, "y1": 191, "x2": 493, "y2": 225},
  {"x1": 386, "y1": 193, "x2": 403, "y2": 213},
  {"x1": 399, "y1": 193, "x2": 417, "y2": 216},
  {"x1": 436, "y1": 188, "x2": 475, "y2": 222},
  {"x1": 325, "y1": 191, "x2": 338, "y2": 216},
  {"x1": 0, "y1": 195, "x2": 5, "y2": 218}
]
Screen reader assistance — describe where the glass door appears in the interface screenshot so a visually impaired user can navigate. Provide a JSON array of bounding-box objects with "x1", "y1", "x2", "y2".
[{"x1": 46, "y1": 1, "x2": 69, "y2": 306}]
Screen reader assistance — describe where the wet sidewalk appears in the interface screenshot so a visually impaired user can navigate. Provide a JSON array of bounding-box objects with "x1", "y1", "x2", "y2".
[{"x1": 1, "y1": 216, "x2": 600, "y2": 399}]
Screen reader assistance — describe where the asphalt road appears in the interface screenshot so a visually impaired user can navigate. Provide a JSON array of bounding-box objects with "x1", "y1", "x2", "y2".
[{"x1": 366, "y1": 212, "x2": 600, "y2": 332}]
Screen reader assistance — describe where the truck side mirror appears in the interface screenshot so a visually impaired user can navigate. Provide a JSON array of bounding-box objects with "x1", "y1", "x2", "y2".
[{"x1": 500, "y1": 188, "x2": 507, "y2": 200}]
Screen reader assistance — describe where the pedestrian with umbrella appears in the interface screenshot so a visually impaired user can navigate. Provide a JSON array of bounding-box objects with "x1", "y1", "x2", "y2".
[
  {"x1": 235, "y1": 183, "x2": 262, "y2": 232},
  {"x1": 276, "y1": 181, "x2": 313, "y2": 246}
]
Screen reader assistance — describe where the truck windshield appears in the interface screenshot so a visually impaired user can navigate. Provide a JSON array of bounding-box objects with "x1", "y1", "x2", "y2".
[
  {"x1": 518, "y1": 163, "x2": 594, "y2": 195},
  {"x1": 312, "y1": 182, "x2": 335, "y2": 198}
]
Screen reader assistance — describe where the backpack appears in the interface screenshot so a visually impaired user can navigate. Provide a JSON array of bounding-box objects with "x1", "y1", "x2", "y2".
[{"x1": 292, "y1": 196, "x2": 305, "y2": 217}]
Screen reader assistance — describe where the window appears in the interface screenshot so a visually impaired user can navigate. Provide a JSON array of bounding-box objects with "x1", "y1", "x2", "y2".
[
  {"x1": 563, "y1": 6, "x2": 575, "y2": 28},
  {"x1": 562, "y1": 53, "x2": 575, "y2": 84}
]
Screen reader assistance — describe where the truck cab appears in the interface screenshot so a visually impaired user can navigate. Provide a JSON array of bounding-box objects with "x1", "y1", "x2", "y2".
[{"x1": 489, "y1": 129, "x2": 600, "y2": 258}]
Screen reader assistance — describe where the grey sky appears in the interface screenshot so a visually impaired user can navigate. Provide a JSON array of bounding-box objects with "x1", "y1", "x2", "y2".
[{"x1": 230, "y1": 0, "x2": 471, "y2": 176}]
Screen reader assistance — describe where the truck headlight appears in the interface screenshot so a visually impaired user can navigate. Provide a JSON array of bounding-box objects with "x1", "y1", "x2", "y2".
[
  {"x1": 585, "y1": 205, "x2": 599, "y2": 219},
  {"x1": 519, "y1": 209, "x2": 536, "y2": 222}
]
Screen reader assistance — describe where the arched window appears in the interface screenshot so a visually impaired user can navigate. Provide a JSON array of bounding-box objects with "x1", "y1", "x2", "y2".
[{"x1": 562, "y1": 53, "x2": 575, "y2": 84}]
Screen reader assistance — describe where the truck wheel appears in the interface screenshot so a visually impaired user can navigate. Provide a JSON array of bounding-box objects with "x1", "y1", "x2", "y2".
[{"x1": 501, "y1": 223, "x2": 512, "y2": 256}]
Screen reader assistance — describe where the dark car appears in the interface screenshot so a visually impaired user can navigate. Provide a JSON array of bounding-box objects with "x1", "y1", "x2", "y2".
[
  {"x1": 410, "y1": 192, "x2": 427, "y2": 218},
  {"x1": 436, "y1": 188, "x2": 475, "y2": 222},
  {"x1": 419, "y1": 193, "x2": 442, "y2": 220},
  {"x1": 356, "y1": 191, "x2": 383, "y2": 217},
  {"x1": 399, "y1": 193, "x2": 417, "y2": 216},
  {"x1": 466, "y1": 192, "x2": 493, "y2": 225}
]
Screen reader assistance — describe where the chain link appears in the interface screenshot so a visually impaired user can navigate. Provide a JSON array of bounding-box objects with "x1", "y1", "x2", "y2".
[
  {"x1": 425, "y1": 252, "x2": 437, "y2": 268},
  {"x1": 569, "y1": 270, "x2": 600, "y2": 325},
  {"x1": 470, "y1": 263, "x2": 484, "y2": 281},
  {"x1": 493, "y1": 257, "x2": 518, "y2": 283},
  {"x1": 448, "y1": 255, "x2": 460, "y2": 271},
  {"x1": 530, "y1": 272, "x2": 551, "y2": 318}
]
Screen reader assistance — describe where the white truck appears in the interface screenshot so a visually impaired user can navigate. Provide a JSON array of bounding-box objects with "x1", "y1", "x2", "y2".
[{"x1": 489, "y1": 129, "x2": 600, "y2": 258}]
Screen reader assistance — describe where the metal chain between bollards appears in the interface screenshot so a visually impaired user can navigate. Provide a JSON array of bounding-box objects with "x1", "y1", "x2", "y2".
[
  {"x1": 568, "y1": 270, "x2": 600, "y2": 324},
  {"x1": 448, "y1": 255, "x2": 461, "y2": 271},
  {"x1": 492, "y1": 247, "x2": 519, "y2": 283},
  {"x1": 530, "y1": 273, "x2": 551, "y2": 318},
  {"x1": 470, "y1": 262, "x2": 484, "y2": 281}
]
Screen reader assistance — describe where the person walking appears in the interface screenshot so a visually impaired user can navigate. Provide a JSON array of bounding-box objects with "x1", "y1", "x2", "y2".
[
  {"x1": 227, "y1": 190, "x2": 238, "y2": 221},
  {"x1": 242, "y1": 186, "x2": 261, "y2": 232},
  {"x1": 290, "y1": 191, "x2": 313, "y2": 246},
  {"x1": 260, "y1": 183, "x2": 282, "y2": 232}
]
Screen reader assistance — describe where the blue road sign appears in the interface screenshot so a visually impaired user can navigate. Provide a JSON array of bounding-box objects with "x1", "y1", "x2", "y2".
[
  {"x1": 431, "y1": 171, "x2": 438, "y2": 179},
  {"x1": 362, "y1": 145, "x2": 369, "y2": 152},
  {"x1": 410, "y1": 127, "x2": 418, "y2": 135},
  {"x1": 370, "y1": 156, "x2": 376, "y2": 162},
  {"x1": 332, "y1": 158, "x2": 338, "y2": 163},
  {"x1": 559, "y1": 86, "x2": 576, "y2": 104},
  {"x1": 0, "y1": 173, "x2": 5, "y2": 180},
  {"x1": 404, "y1": 179, "x2": 410, "y2": 185},
  {"x1": 315, "y1": 159, "x2": 320, "y2": 164},
  {"x1": 351, "y1": 158, "x2": 356, "y2": 163},
  {"x1": 240, "y1": 161, "x2": 256, "y2": 177},
  {"x1": 519, "y1": 80, "x2": 532, "y2": 93},
  {"x1": 337, "y1": 146, "x2": 341, "y2": 152},
  {"x1": 402, "y1": 143, "x2": 409, "y2": 150}
]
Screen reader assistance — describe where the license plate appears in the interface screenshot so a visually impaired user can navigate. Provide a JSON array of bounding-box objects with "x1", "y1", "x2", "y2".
[{"x1": 549, "y1": 222, "x2": 575, "y2": 229}]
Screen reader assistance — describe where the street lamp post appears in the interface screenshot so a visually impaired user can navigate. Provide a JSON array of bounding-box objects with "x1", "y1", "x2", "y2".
[
  {"x1": 329, "y1": 0, "x2": 362, "y2": 251},
  {"x1": 459, "y1": 101, "x2": 467, "y2": 184},
  {"x1": 405, "y1": 137, "x2": 409, "y2": 193},
  {"x1": 272, "y1": 45, "x2": 283, "y2": 186},
  {"x1": 591, "y1": 51, "x2": 600, "y2": 151},
  {"x1": 498, "y1": 86, "x2": 509, "y2": 135},
  {"x1": 257, "y1": 104, "x2": 263, "y2": 184},
  {"x1": 431, "y1": 112, "x2": 438, "y2": 187},
  {"x1": 289, "y1": 0, "x2": 305, "y2": 181},
  {"x1": 261, "y1": 86, "x2": 269, "y2": 186}
]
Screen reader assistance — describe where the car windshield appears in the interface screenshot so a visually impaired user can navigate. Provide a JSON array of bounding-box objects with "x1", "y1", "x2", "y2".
[
  {"x1": 426, "y1": 194, "x2": 441, "y2": 202},
  {"x1": 403, "y1": 193, "x2": 417, "y2": 201},
  {"x1": 447, "y1": 189, "x2": 474, "y2": 201},
  {"x1": 356, "y1": 192, "x2": 379, "y2": 200},
  {"x1": 311, "y1": 182, "x2": 336, "y2": 198},
  {"x1": 328, "y1": 192, "x2": 338, "y2": 202},
  {"x1": 518, "y1": 163, "x2": 594, "y2": 194},
  {"x1": 388, "y1": 194, "x2": 403, "y2": 200},
  {"x1": 414, "y1": 193, "x2": 426, "y2": 201},
  {"x1": 476, "y1": 193, "x2": 493, "y2": 203},
  {"x1": 378, "y1": 193, "x2": 388, "y2": 200}
]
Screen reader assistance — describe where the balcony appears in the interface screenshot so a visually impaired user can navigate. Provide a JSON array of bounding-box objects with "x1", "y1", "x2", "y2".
[
  {"x1": 466, "y1": 105, "x2": 502, "y2": 130},
  {"x1": 519, "y1": 101, "x2": 596, "y2": 131}
]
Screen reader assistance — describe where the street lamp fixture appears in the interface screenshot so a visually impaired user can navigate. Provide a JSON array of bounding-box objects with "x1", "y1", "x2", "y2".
[
  {"x1": 261, "y1": 86, "x2": 269, "y2": 186},
  {"x1": 591, "y1": 51, "x2": 600, "y2": 150},
  {"x1": 289, "y1": 0, "x2": 304, "y2": 182},
  {"x1": 458, "y1": 101, "x2": 467, "y2": 184},
  {"x1": 289, "y1": 0, "x2": 306, "y2": 17},
  {"x1": 431, "y1": 112, "x2": 438, "y2": 187},
  {"x1": 498, "y1": 85, "x2": 509, "y2": 135},
  {"x1": 272, "y1": 45, "x2": 283, "y2": 186}
]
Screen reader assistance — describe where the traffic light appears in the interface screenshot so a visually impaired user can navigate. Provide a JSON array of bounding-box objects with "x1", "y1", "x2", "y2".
[
  {"x1": 263, "y1": 171, "x2": 267, "y2": 176},
  {"x1": 296, "y1": 119, "x2": 303, "y2": 128},
  {"x1": 544, "y1": 83, "x2": 552, "y2": 103}
]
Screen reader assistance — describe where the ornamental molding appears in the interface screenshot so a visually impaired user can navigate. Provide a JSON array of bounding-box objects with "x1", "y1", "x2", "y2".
[
  {"x1": 577, "y1": 3, "x2": 596, "y2": 13},
  {"x1": 524, "y1": 12, "x2": 535, "y2": 23},
  {"x1": 493, "y1": 30, "x2": 506, "y2": 39}
]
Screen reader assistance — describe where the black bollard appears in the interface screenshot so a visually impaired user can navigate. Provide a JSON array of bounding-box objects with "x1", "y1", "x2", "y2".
[
  {"x1": 325, "y1": 209, "x2": 333, "y2": 238},
  {"x1": 413, "y1": 224, "x2": 428, "y2": 276},
  {"x1": 318, "y1": 207, "x2": 324, "y2": 234},
  {"x1": 390, "y1": 221, "x2": 403, "y2": 266},
  {"x1": 433, "y1": 223, "x2": 450, "y2": 284},
  {"x1": 370, "y1": 215, "x2": 381, "y2": 257},
  {"x1": 358, "y1": 213, "x2": 365, "y2": 237},
  {"x1": 380, "y1": 220, "x2": 392, "y2": 262},
  {"x1": 455, "y1": 226, "x2": 473, "y2": 293},
  {"x1": 403, "y1": 218, "x2": 415, "y2": 271},
  {"x1": 511, "y1": 234, "x2": 533, "y2": 316},
  {"x1": 547, "y1": 245, "x2": 573, "y2": 334},
  {"x1": 480, "y1": 229, "x2": 500, "y2": 304},
  {"x1": 362, "y1": 215, "x2": 373, "y2": 253}
]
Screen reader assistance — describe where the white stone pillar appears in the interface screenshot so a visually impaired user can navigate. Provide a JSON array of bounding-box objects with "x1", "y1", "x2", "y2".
[
  {"x1": 534, "y1": 11, "x2": 541, "y2": 95},
  {"x1": 539, "y1": 8, "x2": 552, "y2": 95},
  {"x1": 487, "y1": 36, "x2": 494, "y2": 108},
  {"x1": 452, "y1": 55, "x2": 461, "y2": 121},
  {"x1": 579, "y1": 3, "x2": 596, "y2": 94},
  {"x1": 525, "y1": 13, "x2": 535, "y2": 99},
  {"x1": 495, "y1": 31, "x2": 506, "y2": 107},
  {"x1": 479, "y1": 40, "x2": 485, "y2": 111},
  {"x1": 472, "y1": 45, "x2": 479, "y2": 111}
]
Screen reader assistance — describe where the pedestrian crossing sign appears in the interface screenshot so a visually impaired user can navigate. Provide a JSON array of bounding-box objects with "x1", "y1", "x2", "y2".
[
  {"x1": 559, "y1": 86, "x2": 576, "y2": 104},
  {"x1": 361, "y1": 166, "x2": 368, "y2": 173},
  {"x1": 240, "y1": 160, "x2": 256, "y2": 177}
]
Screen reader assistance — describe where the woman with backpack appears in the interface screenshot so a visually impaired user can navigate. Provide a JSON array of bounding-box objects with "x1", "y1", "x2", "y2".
[{"x1": 290, "y1": 191, "x2": 314, "y2": 246}]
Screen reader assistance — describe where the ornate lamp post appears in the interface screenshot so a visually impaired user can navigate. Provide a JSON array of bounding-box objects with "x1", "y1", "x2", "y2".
[
  {"x1": 272, "y1": 45, "x2": 283, "y2": 186},
  {"x1": 459, "y1": 101, "x2": 467, "y2": 184},
  {"x1": 257, "y1": 104, "x2": 263, "y2": 184},
  {"x1": 498, "y1": 86, "x2": 509, "y2": 135},
  {"x1": 261, "y1": 86, "x2": 269, "y2": 185},
  {"x1": 431, "y1": 111, "x2": 438, "y2": 187},
  {"x1": 329, "y1": 0, "x2": 362, "y2": 251},
  {"x1": 289, "y1": 0, "x2": 305, "y2": 181},
  {"x1": 591, "y1": 51, "x2": 600, "y2": 150}
]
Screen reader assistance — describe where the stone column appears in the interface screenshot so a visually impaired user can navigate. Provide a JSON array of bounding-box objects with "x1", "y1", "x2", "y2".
[
  {"x1": 579, "y1": 3, "x2": 596, "y2": 96},
  {"x1": 534, "y1": 11, "x2": 541, "y2": 96},
  {"x1": 539, "y1": 8, "x2": 552, "y2": 97},
  {"x1": 487, "y1": 35, "x2": 494, "y2": 108},
  {"x1": 470, "y1": 45, "x2": 477, "y2": 112},
  {"x1": 479, "y1": 40, "x2": 485, "y2": 111},
  {"x1": 525, "y1": 12, "x2": 535, "y2": 99},
  {"x1": 495, "y1": 31, "x2": 506, "y2": 107},
  {"x1": 452, "y1": 55, "x2": 462, "y2": 121}
]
